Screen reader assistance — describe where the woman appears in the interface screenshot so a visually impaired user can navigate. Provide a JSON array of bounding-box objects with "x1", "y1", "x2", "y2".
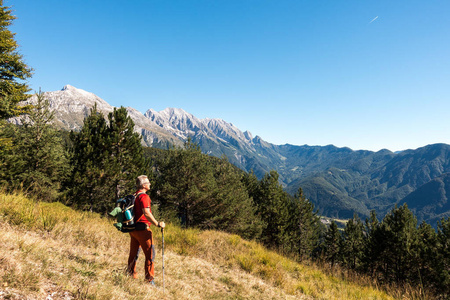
[{"x1": 127, "y1": 175, "x2": 165, "y2": 285}]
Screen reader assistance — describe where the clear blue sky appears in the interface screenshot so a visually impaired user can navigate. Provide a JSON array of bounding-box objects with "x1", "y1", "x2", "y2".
[{"x1": 8, "y1": 0, "x2": 450, "y2": 152}]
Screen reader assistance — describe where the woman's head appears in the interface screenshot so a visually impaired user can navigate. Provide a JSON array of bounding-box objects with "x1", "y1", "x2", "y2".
[{"x1": 136, "y1": 175, "x2": 151, "y2": 189}]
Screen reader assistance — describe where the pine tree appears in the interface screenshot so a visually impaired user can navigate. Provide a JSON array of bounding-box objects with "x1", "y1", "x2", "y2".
[
  {"x1": 436, "y1": 217, "x2": 450, "y2": 296},
  {"x1": 106, "y1": 107, "x2": 147, "y2": 200},
  {"x1": 69, "y1": 106, "x2": 147, "y2": 213},
  {"x1": 284, "y1": 188, "x2": 321, "y2": 261},
  {"x1": 252, "y1": 170, "x2": 290, "y2": 248},
  {"x1": 363, "y1": 210, "x2": 382, "y2": 276},
  {"x1": 341, "y1": 213, "x2": 365, "y2": 270},
  {"x1": 323, "y1": 220, "x2": 342, "y2": 268},
  {"x1": 417, "y1": 221, "x2": 439, "y2": 293},
  {"x1": 241, "y1": 170, "x2": 259, "y2": 199},
  {"x1": 0, "y1": 90, "x2": 69, "y2": 199},
  {"x1": 68, "y1": 105, "x2": 109, "y2": 211},
  {"x1": 376, "y1": 204, "x2": 420, "y2": 284},
  {"x1": 208, "y1": 157, "x2": 263, "y2": 239},
  {"x1": 0, "y1": 1, "x2": 33, "y2": 120},
  {"x1": 156, "y1": 140, "x2": 262, "y2": 237},
  {"x1": 157, "y1": 139, "x2": 215, "y2": 228},
  {"x1": 0, "y1": 120, "x2": 13, "y2": 181}
]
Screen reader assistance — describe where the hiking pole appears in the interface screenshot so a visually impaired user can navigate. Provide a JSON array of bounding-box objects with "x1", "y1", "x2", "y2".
[{"x1": 161, "y1": 227, "x2": 165, "y2": 293}]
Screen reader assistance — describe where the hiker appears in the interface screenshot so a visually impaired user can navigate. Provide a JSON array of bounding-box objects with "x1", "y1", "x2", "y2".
[{"x1": 127, "y1": 175, "x2": 165, "y2": 285}]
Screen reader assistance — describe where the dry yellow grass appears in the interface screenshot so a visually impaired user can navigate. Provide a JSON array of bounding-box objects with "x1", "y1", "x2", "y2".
[{"x1": 0, "y1": 192, "x2": 399, "y2": 299}]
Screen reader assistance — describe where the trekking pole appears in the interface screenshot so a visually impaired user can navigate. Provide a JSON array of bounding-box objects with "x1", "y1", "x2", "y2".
[{"x1": 161, "y1": 227, "x2": 165, "y2": 293}]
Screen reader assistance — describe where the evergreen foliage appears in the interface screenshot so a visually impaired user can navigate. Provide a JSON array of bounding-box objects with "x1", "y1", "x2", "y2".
[
  {"x1": 362, "y1": 210, "x2": 381, "y2": 276},
  {"x1": 417, "y1": 221, "x2": 439, "y2": 291},
  {"x1": 242, "y1": 171, "x2": 323, "y2": 258},
  {"x1": 210, "y1": 156, "x2": 264, "y2": 239},
  {"x1": 68, "y1": 106, "x2": 147, "y2": 213},
  {"x1": 0, "y1": 90, "x2": 69, "y2": 199},
  {"x1": 106, "y1": 107, "x2": 147, "y2": 199},
  {"x1": 376, "y1": 204, "x2": 420, "y2": 284},
  {"x1": 0, "y1": 0, "x2": 33, "y2": 120},
  {"x1": 283, "y1": 188, "x2": 321, "y2": 260},
  {"x1": 341, "y1": 214, "x2": 365, "y2": 270},
  {"x1": 317, "y1": 206, "x2": 450, "y2": 297},
  {"x1": 155, "y1": 139, "x2": 262, "y2": 239},
  {"x1": 436, "y1": 218, "x2": 450, "y2": 296},
  {"x1": 251, "y1": 170, "x2": 290, "y2": 248},
  {"x1": 323, "y1": 220, "x2": 342, "y2": 267},
  {"x1": 0, "y1": 3, "x2": 448, "y2": 297},
  {"x1": 68, "y1": 105, "x2": 109, "y2": 212}
]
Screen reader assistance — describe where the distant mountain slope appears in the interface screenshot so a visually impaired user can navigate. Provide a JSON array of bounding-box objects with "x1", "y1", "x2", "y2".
[
  {"x1": 10, "y1": 85, "x2": 450, "y2": 223},
  {"x1": 144, "y1": 107, "x2": 279, "y2": 177},
  {"x1": 286, "y1": 144, "x2": 450, "y2": 220},
  {"x1": 9, "y1": 85, "x2": 113, "y2": 131},
  {"x1": 9, "y1": 85, "x2": 183, "y2": 148},
  {"x1": 399, "y1": 172, "x2": 450, "y2": 224}
]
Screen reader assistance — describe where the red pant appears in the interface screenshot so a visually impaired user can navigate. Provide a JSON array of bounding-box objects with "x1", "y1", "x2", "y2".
[{"x1": 128, "y1": 229, "x2": 155, "y2": 281}]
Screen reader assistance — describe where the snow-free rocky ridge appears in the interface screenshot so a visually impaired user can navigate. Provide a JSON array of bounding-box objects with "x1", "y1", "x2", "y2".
[{"x1": 10, "y1": 85, "x2": 450, "y2": 224}]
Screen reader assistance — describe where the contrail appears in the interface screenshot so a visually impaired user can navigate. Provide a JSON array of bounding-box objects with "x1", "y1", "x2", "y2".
[{"x1": 369, "y1": 16, "x2": 379, "y2": 24}]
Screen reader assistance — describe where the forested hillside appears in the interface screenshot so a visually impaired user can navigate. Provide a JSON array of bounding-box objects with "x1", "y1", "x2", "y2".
[
  {"x1": 15, "y1": 86, "x2": 450, "y2": 225},
  {"x1": 0, "y1": 3, "x2": 449, "y2": 298},
  {"x1": 1, "y1": 98, "x2": 449, "y2": 298},
  {"x1": 399, "y1": 172, "x2": 450, "y2": 225},
  {"x1": 287, "y1": 144, "x2": 450, "y2": 223}
]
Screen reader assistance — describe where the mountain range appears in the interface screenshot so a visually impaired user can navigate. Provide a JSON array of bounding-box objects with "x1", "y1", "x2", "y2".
[{"x1": 11, "y1": 85, "x2": 450, "y2": 225}]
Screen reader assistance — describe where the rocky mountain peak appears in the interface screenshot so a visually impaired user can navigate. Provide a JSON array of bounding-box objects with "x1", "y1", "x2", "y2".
[
  {"x1": 144, "y1": 107, "x2": 257, "y2": 150},
  {"x1": 60, "y1": 84, "x2": 99, "y2": 99},
  {"x1": 244, "y1": 130, "x2": 253, "y2": 141},
  {"x1": 8, "y1": 85, "x2": 450, "y2": 224},
  {"x1": 62, "y1": 84, "x2": 76, "y2": 91},
  {"x1": 145, "y1": 107, "x2": 202, "y2": 137}
]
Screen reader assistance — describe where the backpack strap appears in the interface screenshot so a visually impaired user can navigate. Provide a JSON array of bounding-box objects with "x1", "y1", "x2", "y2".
[{"x1": 135, "y1": 213, "x2": 145, "y2": 223}]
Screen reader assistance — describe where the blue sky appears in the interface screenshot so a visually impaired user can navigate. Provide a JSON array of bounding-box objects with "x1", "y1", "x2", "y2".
[{"x1": 8, "y1": 0, "x2": 450, "y2": 152}]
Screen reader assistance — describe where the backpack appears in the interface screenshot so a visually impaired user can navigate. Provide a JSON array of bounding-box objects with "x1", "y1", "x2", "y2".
[{"x1": 110, "y1": 192, "x2": 145, "y2": 232}]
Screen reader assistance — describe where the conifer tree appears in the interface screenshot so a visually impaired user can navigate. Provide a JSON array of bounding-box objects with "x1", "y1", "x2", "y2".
[
  {"x1": 0, "y1": 90, "x2": 69, "y2": 199},
  {"x1": 341, "y1": 213, "x2": 365, "y2": 270},
  {"x1": 417, "y1": 221, "x2": 439, "y2": 292},
  {"x1": 69, "y1": 105, "x2": 109, "y2": 211},
  {"x1": 375, "y1": 205, "x2": 420, "y2": 283},
  {"x1": 69, "y1": 106, "x2": 147, "y2": 213},
  {"x1": 241, "y1": 170, "x2": 259, "y2": 199},
  {"x1": 157, "y1": 139, "x2": 215, "y2": 228},
  {"x1": 283, "y1": 188, "x2": 321, "y2": 260},
  {"x1": 209, "y1": 157, "x2": 263, "y2": 239},
  {"x1": 362, "y1": 210, "x2": 382, "y2": 276},
  {"x1": 106, "y1": 107, "x2": 147, "y2": 200},
  {"x1": 436, "y1": 217, "x2": 450, "y2": 296},
  {"x1": 0, "y1": 1, "x2": 33, "y2": 120},
  {"x1": 253, "y1": 170, "x2": 290, "y2": 248},
  {"x1": 156, "y1": 140, "x2": 262, "y2": 237},
  {"x1": 323, "y1": 220, "x2": 342, "y2": 268},
  {"x1": 0, "y1": 0, "x2": 32, "y2": 166}
]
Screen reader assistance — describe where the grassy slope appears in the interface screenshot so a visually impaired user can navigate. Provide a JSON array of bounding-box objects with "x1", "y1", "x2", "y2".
[{"x1": 0, "y1": 193, "x2": 396, "y2": 300}]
